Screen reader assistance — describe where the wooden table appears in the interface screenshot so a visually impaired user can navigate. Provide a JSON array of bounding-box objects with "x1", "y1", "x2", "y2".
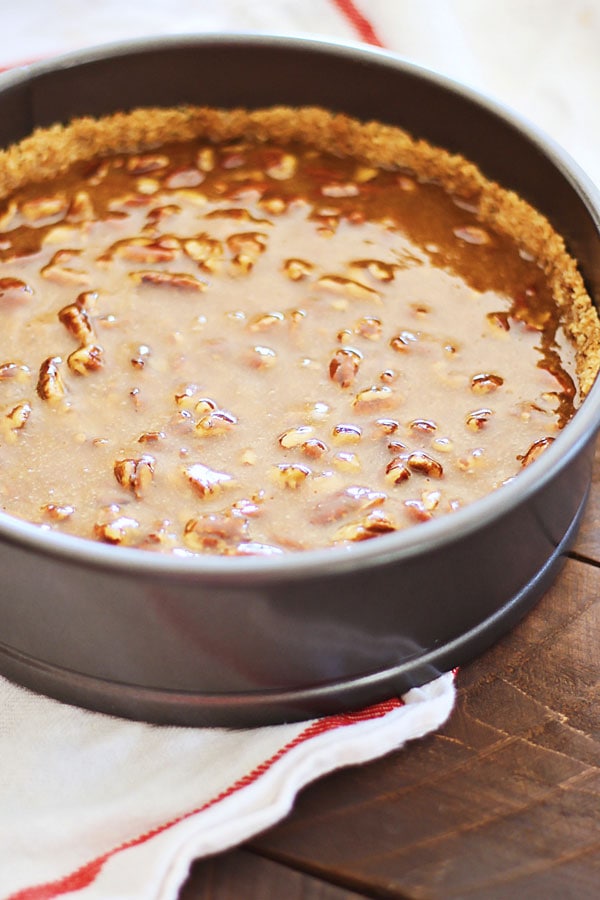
[{"x1": 179, "y1": 449, "x2": 600, "y2": 899}]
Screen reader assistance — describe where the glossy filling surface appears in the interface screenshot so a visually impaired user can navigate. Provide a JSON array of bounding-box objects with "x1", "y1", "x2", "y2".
[{"x1": 0, "y1": 139, "x2": 578, "y2": 554}]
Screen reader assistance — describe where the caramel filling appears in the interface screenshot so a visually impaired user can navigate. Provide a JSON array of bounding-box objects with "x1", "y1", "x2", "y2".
[{"x1": 0, "y1": 138, "x2": 579, "y2": 554}]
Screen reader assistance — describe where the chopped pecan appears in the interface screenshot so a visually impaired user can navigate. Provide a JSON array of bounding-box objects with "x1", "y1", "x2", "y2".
[
  {"x1": 227, "y1": 231, "x2": 268, "y2": 275},
  {"x1": 195, "y1": 409, "x2": 238, "y2": 437},
  {"x1": 42, "y1": 250, "x2": 90, "y2": 285},
  {"x1": 403, "y1": 500, "x2": 433, "y2": 523},
  {"x1": 137, "y1": 177, "x2": 160, "y2": 195},
  {"x1": 67, "y1": 190, "x2": 95, "y2": 222},
  {"x1": 106, "y1": 237, "x2": 179, "y2": 264},
  {"x1": 354, "y1": 165, "x2": 378, "y2": 183},
  {"x1": 265, "y1": 152, "x2": 297, "y2": 180},
  {"x1": 233, "y1": 496, "x2": 264, "y2": 517},
  {"x1": 221, "y1": 150, "x2": 245, "y2": 169},
  {"x1": 390, "y1": 331, "x2": 418, "y2": 352},
  {"x1": 0, "y1": 362, "x2": 30, "y2": 382},
  {"x1": 374, "y1": 418, "x2": 399, "y2": 436},
  {"x1": 422, "y1": 490, "x2": 442, "y2": 511},
  {"x1": 37, "y1": 357, "x2": 65, "y2": 402},
  {"x1": 351, "y1": 259, "x2": 396, "y2": 282},
  {"x1": 457, "y1": 448, "x2": 486, "y2": 473},
  {"x1": 94, "y1": 516, "x2": 141, "y2": 545},
  {"x1": 271, "y1": 463, "x2": 311, "y2": 489},
  {"x1": 58, "y1": 302, "x2": 94, "y2": 344},
  {"x1": 137, "y1": 430, "x2": 166, "y2": 444},
  {"x1": 315, "y1": 208, "x2": 340, "y2": 233},
  {"x1": 41, "y1": 503, "x2": 75, "y2": 521},
  {"x1": 471, "y1": 373, "x2": 504, "y2": 393},
  {"x1": 337, "y1": 328, "x2": 353, "y2": 345},
  {"x1": 249, "y1": 311, "x2": 285, "y2": 332},
  {"x1": 453, "y1": 225, "x2": 491, "y2": 245},
  {"x1": 333, "y1": 509, "x2": 397, "y2": 542},
  {"x1": 234, "y1": 541, "x2": 285, "y2": 557},
  {"x1": 206, "y1": 207, "x2": 269, "y2": 224},
  {"x1": 245, "y1": 346, "x2": 277, "y2": 369},
  {"x1": 352, "y1": 384, "x2": 395, "y2": 411},
  {"x1": 76, "y1": 290, "x2": 100, "y2": 311},
  {"x1": 67, "y1": 344, "x2": 104, "y2": 375},
  {"x1": 114, "y1": 455, "x2": 155, "y2": 498},
  {"x1": 0, "y1": 277, "x2": 33, "y2": 307},
  {"x1": 183, "y1": 235, "x2": 223, "y2": 271},
  {"x1": 487, "y1": 311, "x2": 511, "y2": 332},
  {"x1": 227, "y1": 232, "x2": 268, "y2": 256},
  {"x1": 137, "y1": 525, "x2": 178, "y2": 553},
  {"x1": 331, "y1": 423, "x2": 362, "y2": 444},
  {"x1": 196, "y1": 147, "x2": 215, "y2": 172},
  {"x1": 301, "y1": 438, "x2": 328, "y2": 459},
  {"x1": 329, "y1": 348, "x2": 361, "y2": 388},
  {"x1": 130, "y1": 270, "x2": 207, "y2": 291},
  {"x1": 184, "y1": 510, "x2": 249, "y2": 553},
  {"x1": 260, "y1": 197, "x2": 288, "y2": 215},
  {"x1": 193, "y1": 397, "x2": 218, "y2": 416},
  {"x1": 316, "y1": 275, "x2": 380, "y2": 302},
  {"x1": 385, "y1": 457, "x2": 412, "y2": 485},
  {"x1": 21, "y1": 194, "x2": 67, "y2": 222},
  {"x1": 146, "y1": 204, "x2": 181, "y2": 225},
  {"x1": 408, "y1": 418, "x2": 437, "y2": 435},
  {"x1": 288, "y1": 308, "x2": 307, "y2": 326},
  {"x1": 165, "y1": 168, "x2": 204, "y2": 189},
  {"x1": 2, "y1": 401, "x2": 32, "y2": 440},
  {"x1": 321, "y1": 181, "x2": 359, "y2": 198},
  {"x1": 398, "y1": 175, "x2": 417, "y2": 191},
  {"x1": 279, "y1": 425, "x2": 315, "y2": 449},
  {"x1": 184, "y1": 462, "x2": 236, "y2": 498},
  {"x1": 283, "y1": 258, "x2": 313, "y2": 281},
  {"x1": 310, "y1": 485, "x2": 386, "y2": 525},
  {"x1": 407, "y1": 451, "x2": 444, "y2": 478},
  {"x1": 466, "y1": 408, "x2": 493, "y2": 431},
  {"x1": 130, "y1": 344, "x2": 151, "y2": 369},
  {"x1": 517, "y1": 436, "x2": 555, "y2": 467},
  {"x1": 387, "y1": 440, "x2": 408, "y2": 453},
  {"x1": 354, "y1": 316, "x2": 383, "y2": 340},
  {"x1": 126, "y1": 154, "x2": 169, "y2": 175},
  {"x1": 333, "y1": 451, "x2": 361, "y2": 472},
  {"x1": 174, "y1": 384, "x2": 202, "y2": 409}
]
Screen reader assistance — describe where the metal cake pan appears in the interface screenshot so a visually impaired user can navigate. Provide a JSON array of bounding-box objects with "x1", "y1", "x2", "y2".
[{"x1": 0, "y1": 35, "x2": 598, "y2": 727}]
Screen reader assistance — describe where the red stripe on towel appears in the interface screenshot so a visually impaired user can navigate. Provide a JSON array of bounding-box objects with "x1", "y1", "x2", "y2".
[
  {"x1": 9, "y1": 698, "x2": 403, "y2": 900},
  {"x1": 329, "y1": 0, "x2": 385, "y2": 46}
]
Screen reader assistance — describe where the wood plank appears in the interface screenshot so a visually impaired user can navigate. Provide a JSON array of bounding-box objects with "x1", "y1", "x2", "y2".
[{"x1": 179, "y1": 847, "x2": 371, "y2": 899}]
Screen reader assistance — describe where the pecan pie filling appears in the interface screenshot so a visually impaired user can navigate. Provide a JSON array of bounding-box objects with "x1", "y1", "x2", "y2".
[{"x1": 0, "y1": 108, "x2": 597, "y2": 555}]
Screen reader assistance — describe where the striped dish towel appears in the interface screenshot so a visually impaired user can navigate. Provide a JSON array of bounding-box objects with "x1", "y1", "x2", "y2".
[{"x1": 0, "y1": 672, "x2": 455, "y2": 899}]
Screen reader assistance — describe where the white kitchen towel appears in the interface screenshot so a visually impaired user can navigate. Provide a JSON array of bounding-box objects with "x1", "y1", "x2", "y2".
[{"x1": 0, "y1": 672, "x2": 455, "y2": 899}]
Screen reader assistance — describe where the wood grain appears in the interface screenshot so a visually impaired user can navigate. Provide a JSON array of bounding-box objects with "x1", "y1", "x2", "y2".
[{"x1": 180, "y1": 848, "x2": 371, "y2": 899}]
